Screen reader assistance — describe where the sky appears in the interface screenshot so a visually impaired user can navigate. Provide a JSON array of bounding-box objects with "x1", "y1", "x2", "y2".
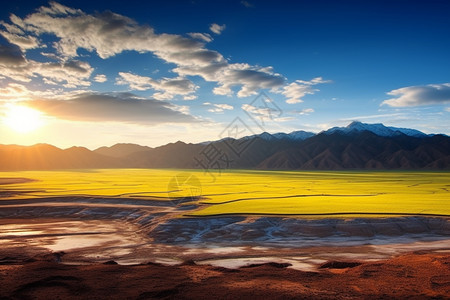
[{"x1": 0, "y1": 0, "x2": 449, "y2": 149}]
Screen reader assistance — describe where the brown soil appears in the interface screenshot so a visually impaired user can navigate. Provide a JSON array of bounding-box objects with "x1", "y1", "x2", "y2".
[{"x1": 0, "y1": 252, "x2": 448, "y2": 299}]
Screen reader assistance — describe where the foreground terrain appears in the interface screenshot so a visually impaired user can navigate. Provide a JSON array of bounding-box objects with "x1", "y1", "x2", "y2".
[
  {"x1": 0, "y1": 252, "x2": 449, "y2": 299},
  {"x1": 0, "y1": 169, "x2": 449, "y2": 298}
]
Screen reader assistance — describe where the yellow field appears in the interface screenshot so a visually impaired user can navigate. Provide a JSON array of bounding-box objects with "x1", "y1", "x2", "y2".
[{"x1": 1, "y1": 169, "x2": 449, "y2": 217}]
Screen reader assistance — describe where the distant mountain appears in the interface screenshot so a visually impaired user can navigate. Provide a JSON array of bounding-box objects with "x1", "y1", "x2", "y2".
[
  {"x1": 123, "y1": 137, "x2": 301, "y2": 169},
  {"x1": 324, "y1": 121, "x2": 428, "y2": 138},
  {"x1": 202, "y1": 130, "x2": 315, "y2": 145},
  {"x1": 94, "y1": 143, "x2": 152, "y2": 158},
  {"x1": 245, "y1": 130, "x2": 315, "y2": 141},
  {"x1": 283, "y1": 130, "x2": 316, "y2": 140},
  {"x1": 0, "y1": 144, "x2": 122, "y2": 170},
  {"x1": 258, "y1": 131, "x2": 450, "y2": 170},
  {"x1": 0, "y1": 122, "x2": 448, "y2": 171}
]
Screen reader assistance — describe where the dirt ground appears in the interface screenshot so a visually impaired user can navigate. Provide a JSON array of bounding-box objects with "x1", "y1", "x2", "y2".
[
  {"x1": 1, "y1": 196, "x2": 448, "y2": 299},
  {"x1": 0, "y1": 252, "x2": 449, "y2": 299}
]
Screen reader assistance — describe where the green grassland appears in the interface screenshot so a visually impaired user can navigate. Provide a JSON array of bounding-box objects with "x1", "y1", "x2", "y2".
[{"x1": 1, "y1": 169, "x2": 449, "y2": 217}]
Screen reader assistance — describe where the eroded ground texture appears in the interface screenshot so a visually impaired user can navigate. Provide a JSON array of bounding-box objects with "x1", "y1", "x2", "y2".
[{"x1": 1, "y1": 175, "x2": 449, "y2": 299}]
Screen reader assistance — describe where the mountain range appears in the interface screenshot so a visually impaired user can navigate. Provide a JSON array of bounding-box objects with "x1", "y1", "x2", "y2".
[{"x1": 1, "y1": 122, "x2": 449, "y2": 171}]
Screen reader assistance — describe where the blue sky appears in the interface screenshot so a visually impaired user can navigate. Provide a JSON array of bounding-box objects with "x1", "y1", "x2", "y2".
[{"x1": 0, "y1": 0, "x2": 449, "y2": 148}]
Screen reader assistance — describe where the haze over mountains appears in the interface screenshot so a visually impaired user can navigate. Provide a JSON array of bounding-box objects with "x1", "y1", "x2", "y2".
[{"x1": 1, "y1": 122, "x2": 449, "y2": 171}]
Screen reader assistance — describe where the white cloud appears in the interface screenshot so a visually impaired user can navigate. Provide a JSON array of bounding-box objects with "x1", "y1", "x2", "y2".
[
  {"x1": 116, "y1": 72, "x2": 152, "y2": 91},
  {"x1": 22, "y1": 92, "x2": 199, "y2": 124},
  {"x1": 341, "y1": 113, "x2": 405, "y2": 121},
  {"x1": 0, "y1": 29, "x2": 41, "y2": 50},
  {"x1": 183, "y1": 94, "x2": 197, "y2": 100},
  {"x1": 93, "y1": 74, "x2": 107, "y2": 83},
  {"x1": 445, "y1": 107, "x2": 450, "y2": 113},
  {"x1": 116, "y1": 72, "x2": 198, "y2": 100},
  {"x1": 38, "y1": 2, "x2": 82, "y2": 15},
  {"x1": 0, "y1": 82, "x2": 91, "y2": 102},
  {"x1": 36, "y1": 60, "x2": 93, "y2": 88},
  {"x1": 178, "y1": 63, "x2": 285, "y2": 98},
  {"x1": 0, "y1": 3, "x2": 283, "y2": 98},
  {"x1": 296, "y1": 108, "x2": 314, "y2": 115},
  {"x1": 4, "y1": 3, "x2": 206, "y2": 64},
  {"x1": 279, "y1": 77, "x2": 329, "y2": 104},
  {"x1": 220, "y1": 64, "x2": 285, "y2": 97},
  {"x1": 242, "y1": 103, "x2": 279, "y2": 120},
  {"x1": 382, "y1": 83, "x2": 450, "y2": 107},
  {"x1": 209, "y1": 23, "x2": 226, "y2": 35},
  {"x1": 203, "y1": 102, "x2": 233, "y2": 113},
  {"x1": 188, "y1": 32, "x2": 212, "y2": 43},
  {"x1": 216, "y1": 103, "x2": 233, "y2": 110},
  {"x1": 172, "y1": 104, "x2": 191, "y2": 115},
  {"x1": 0, "y1": 44, "x2": 93, "y2": 87},
  {"x1": 0, "y1": 82, "x2": 197, "y2": 126},
  {"x1": 273, "y1": 116, "x2": 295, "y2": 122},
  {"x1": 0, "y1": 2, "x2": 325, "y2": 103},
  {"x1": 0, "y1": 83, "x2": 31, "y2": 101},
  {"x1": 0, "y1": 16, "x2": 41, "y2": 50}
]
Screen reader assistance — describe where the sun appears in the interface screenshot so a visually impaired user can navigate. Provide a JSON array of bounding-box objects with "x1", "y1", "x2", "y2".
[{"x1": 3, "y1": 104, "x2": 44, "y2": 133}]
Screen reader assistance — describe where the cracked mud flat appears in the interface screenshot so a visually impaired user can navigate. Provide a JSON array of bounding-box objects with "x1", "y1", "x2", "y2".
[
  {"x1": 0, "y1": 248, "x2": 449, "y2": 299},
  {"x1": 1, "y1": 196, "x2": 449, "y2": 267},
  {"x1": 0, "y1": 193, "x2": 449, "y2": 299}
]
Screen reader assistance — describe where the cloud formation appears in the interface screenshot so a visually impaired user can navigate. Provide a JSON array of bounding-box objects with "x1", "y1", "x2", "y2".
[
  {"x1": 278, "y1": 77, "x2": 329, "y2": 104},
  {"x1": 296, "y1": 108, "x2": 314, "y2": 115},
  {"x1": 0, "y1": 44, "x2": 26, "y2": 65},
  {"x1": 0, "y1": 83, "x2": 31, "y2": 101},
  {"x1": 0, "y1": 2, "x2": 329, "y2": 105},
  {"x1": 0, "y1": 18, "x2": 41, "y2": 50},
  {"x1": 242, "y1": 103, "x2": 279, "y2": 120},
  {"x1": 0, "y1": 2, "x2": 290, "y2": 99},
  {"x1": 203, "y1": 102, "x2": 233, "y2": 113},
  {"x1": 0, "y1": 83, "x2": 71, "y2": 102},
  {"x1": 188, "y1": 32, "x2": 213, "y2": 43},
  {"x1": 25, "y1": 92, "x2": 198, "y2": 124},
  {"x1": 0, "y1": 43, "x2": 93, "y2": 87},
  {"x1": 116, "y1": 72, "x2": 198, "y2": 100},
  {"x1": 38, "y1": 60, "x2": 93, "y2": 88},
  {"x1": 93, "y1": 74, "x2": 107, "y2": 83},
  {"x1": 382, "y1": 83, "x2": 450, "y2": 107},
  {"x1": 209, "y1": 23, "x2": 226, "y2": 35},
  {"x1": 0, "y1": 83, "x2": 198, "y2": 124},
  {"x1": 175, "y1": 63, "x2": 285, "y2": 98}
]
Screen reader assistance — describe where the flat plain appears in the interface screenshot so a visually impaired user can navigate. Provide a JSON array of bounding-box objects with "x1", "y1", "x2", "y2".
[
  {"x1": 1, "y1": 169, "x2": 449, "y2": 217},
  {"x1": 1, "y1": 169, "x2": 449, "y2": 299}
]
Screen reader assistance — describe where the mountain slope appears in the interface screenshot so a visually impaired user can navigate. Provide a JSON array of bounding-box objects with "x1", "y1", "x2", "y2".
[
  {"x1": 123, "y1": 136, "x2": 302, "y2": 169},
  {"x1": 0, "y1": 144, "x2": 123, "y2": 170},
  {"x1": 246, "y1": 130, "x2": 315, "y2": 141},
  {"x1": 258, "y1": 131, "x2": 450, "y2": 170},
  {"x1": 324, "y1": 121, "x2": 428, "y2": 138},
  {"x1": 0, "y1": 122, "x2": 448, "y2": 171},
  {"x1": 94, "y1": 143, "x2": 152, "y2": 158}
]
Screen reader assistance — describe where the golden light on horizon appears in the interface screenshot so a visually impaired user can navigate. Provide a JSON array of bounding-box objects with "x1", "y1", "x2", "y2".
[{"x1": 2, "y1": 104, "x2": 45, "y2": 133}]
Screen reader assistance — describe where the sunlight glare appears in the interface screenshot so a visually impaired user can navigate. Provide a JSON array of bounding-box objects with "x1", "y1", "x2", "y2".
[{"x1": 2, "y1": 104, "x2": 44, "y2": 133}]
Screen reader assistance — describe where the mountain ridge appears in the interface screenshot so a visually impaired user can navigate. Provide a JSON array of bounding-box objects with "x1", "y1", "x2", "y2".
[
  {"x1": 323, "y1": 121, "x2": 429, "y2": 138},
  {"x1": 1, "y1": 122, "x2": 448, "y2": 171}
]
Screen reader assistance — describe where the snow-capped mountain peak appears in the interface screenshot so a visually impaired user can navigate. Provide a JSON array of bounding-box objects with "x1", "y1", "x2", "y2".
[
  {"x1": 287, "y1": 130, "x2": 316, "y2": 140},
  {"x1": 324, "y1": 121, "x2": 428, "y2": 138},
  {"x1": 247, "y1": 130, "x2": 314, "y2": 141}
]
